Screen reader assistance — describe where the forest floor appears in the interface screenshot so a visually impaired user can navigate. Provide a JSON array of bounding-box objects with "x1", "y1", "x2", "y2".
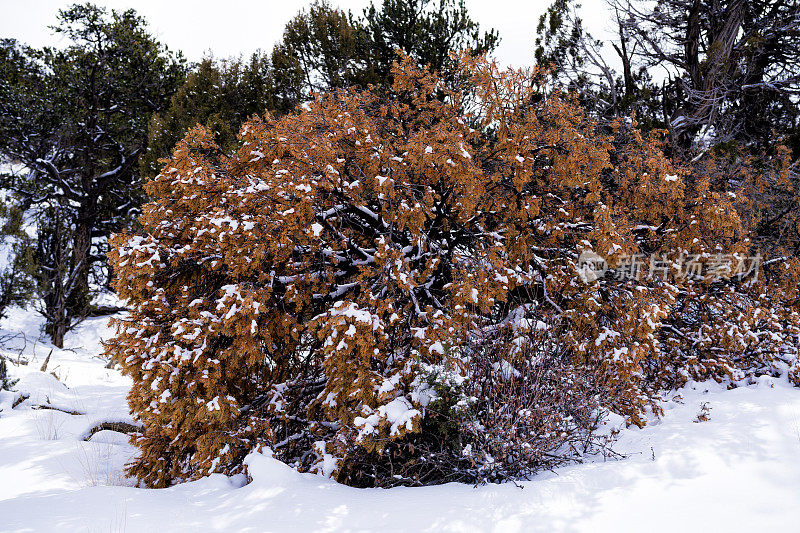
[{"x1": 1, "y1": 307, "x2": 799, "y2": 532}]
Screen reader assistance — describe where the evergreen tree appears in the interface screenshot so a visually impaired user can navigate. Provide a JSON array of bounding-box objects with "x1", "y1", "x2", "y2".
[
  {"x1": 271, "y1": 1, "x2": 364, "y2": 113},
  {"x1": 0, "y1": 4, "x2": 184, "y2": 346},
  {"x1": 143, "y1": 53, "x2": 273, "y2": 177},
  {"x1": 0, "y1": 185, "x2": 35, "y2": 321},
  {"x1": 360, "y1": 0, "x2": 499, "y2": 86},
  {"x1": 535, "y1": 0, "x2": 800, "y2": 155},
  {"x1": 272, "y1": 0, "x2": 499, "y2": 110},
  {"x1": 534, "y1": 0, "x2": 670, "y2": 131},
  {"x1": 612, "y1": 0, "x2": 800, "y2": 153}
]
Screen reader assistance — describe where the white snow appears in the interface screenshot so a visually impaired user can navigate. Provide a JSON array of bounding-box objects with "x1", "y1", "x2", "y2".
[
  {"x1": 1, "y1": 307, "x2": 799, "y2": 531},
  {"x1": 492, "y1": 359, "x2": 521, "y2": 380}
]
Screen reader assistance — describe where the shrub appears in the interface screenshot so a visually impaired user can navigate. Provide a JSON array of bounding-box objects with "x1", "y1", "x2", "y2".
[
  {"x1": 107, "y1": 53, "x2": 800, "y2": 488},
  {"x1": 0, "y1": 197, "x2": 35, "y2": 320},
  {"x1": 0, "y1": 355, "x2": 17, "y2": 391}
]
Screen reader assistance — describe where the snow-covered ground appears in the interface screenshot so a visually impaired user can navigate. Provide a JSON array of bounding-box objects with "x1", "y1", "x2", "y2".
[{"x1": 1, "y1": 307, "x2": 799, "y2": 532}]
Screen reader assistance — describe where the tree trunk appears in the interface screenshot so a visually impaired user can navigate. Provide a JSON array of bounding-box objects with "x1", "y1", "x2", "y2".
[
  {"x1": 50, "y1": 314, "x2": 66, "y2": 349},
  {"x1": 70, "y1": 216, "x2": 93, "y2": 319},
  {"x1": 38, "y1": 209, "x2": 71, "y2": 349},
  {"x1": 45, "y1": 269, "x2": 67, "y2": 349}
]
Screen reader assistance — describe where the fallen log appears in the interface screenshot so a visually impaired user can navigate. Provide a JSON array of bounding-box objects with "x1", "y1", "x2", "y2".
[{"x1": 83, "y1": 421, "x2": 144, "y2": 441}]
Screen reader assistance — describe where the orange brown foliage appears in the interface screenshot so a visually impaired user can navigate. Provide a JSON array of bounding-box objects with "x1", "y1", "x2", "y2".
[{"x1": 106, "y1": 53, "x2": 800, "y2": 487}]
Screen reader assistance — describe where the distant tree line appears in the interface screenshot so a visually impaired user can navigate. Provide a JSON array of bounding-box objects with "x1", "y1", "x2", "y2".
[
  {"x1": 534, "y1": 0, "x2": 800, "y2": 156},
  {"x1": 0, "y1": 0, "x2": 496, "y2": 346},
  {"x1": 0, "y1": 0, "x2": 797, "y2": 346}
]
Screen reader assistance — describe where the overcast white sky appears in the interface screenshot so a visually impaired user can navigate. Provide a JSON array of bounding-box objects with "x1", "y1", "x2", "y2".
[{"x1": 0, "y1": 0, "x2": 613, "y2": 67}]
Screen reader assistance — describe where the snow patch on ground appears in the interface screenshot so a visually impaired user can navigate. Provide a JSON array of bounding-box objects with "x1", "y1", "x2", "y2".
[{"x1": 0, "y1": 307, "x2": 799, "y2": 531}]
